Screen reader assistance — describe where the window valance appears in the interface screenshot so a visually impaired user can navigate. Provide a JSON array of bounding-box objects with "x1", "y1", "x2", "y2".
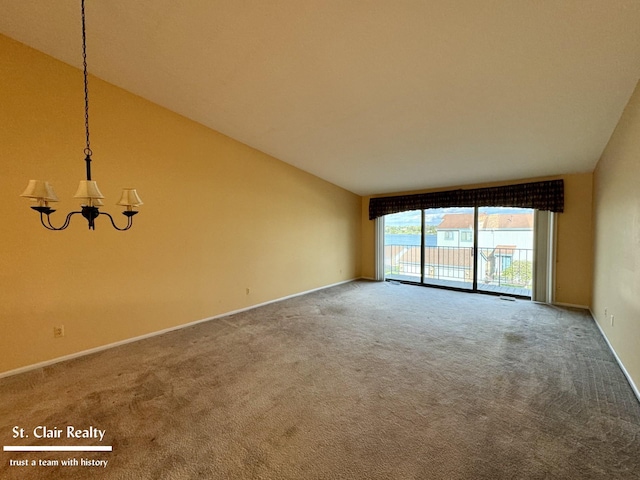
[{"x1": 368, "y1": 179, "x2": 564, "y2": 220}]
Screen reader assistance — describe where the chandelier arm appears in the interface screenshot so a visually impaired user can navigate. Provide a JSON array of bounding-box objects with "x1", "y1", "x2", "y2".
[
  {"x1": 98, "y1": 211, "x2": 134, "y2": 231},
  {"x1": 38, "y1": 211, "x2": 56, "y2": 230},
  {"x1": 41, "y1": 211, "x2": 83, "y2": 231}
]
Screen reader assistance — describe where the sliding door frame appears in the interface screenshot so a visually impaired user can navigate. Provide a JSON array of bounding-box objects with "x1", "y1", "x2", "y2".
[
  {"x1": 379, "y1": 206, "x2": 551, "y2": 300},
  {"x1": 420, "y1": 210, "x2": 426, "y2": 282},
  {"x1": 472, "y1": 206, "x2": 479, "y2": 292}
]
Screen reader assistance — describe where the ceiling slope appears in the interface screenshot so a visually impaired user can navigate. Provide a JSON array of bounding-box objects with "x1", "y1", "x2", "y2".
[{"x1": 1, "y1": 0, "x2": 639, "y2": 195}]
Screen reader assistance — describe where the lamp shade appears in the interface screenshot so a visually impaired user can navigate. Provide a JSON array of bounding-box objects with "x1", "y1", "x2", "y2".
[
  {"x1": 117, "y1": 189, "x2": 143, "y2": 207},
  {"x1": 20, "y1": 180, "x2": 59, "y2": 202},
  {"x1": 74, "y1": 180, "x2": 104, "y2": 199},
  {"x1": 77, "y1": 197, "x2": 104, "y2": 207}
]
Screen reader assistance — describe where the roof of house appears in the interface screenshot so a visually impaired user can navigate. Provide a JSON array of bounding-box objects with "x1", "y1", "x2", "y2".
[
  {"x1": 424, "y1": 246, "x2": 473, "y2": 267},
  {"x1": 482, "y1": 214, "x2": 533, "y2": 229},
  {"x1": 437, "y1": 214, "x2": 475, "y2": 230},
  {"x1": 385, "y1": 244, "x2": 523, "y2": 270},
  {"x1": 481, "y1": 245, "x2": 517, "y2": 256},
  {"x1": 385, "y1": 245, "x2": 474, "y2": 268},
  {"x1": 437, "y1": 213, "x2": 533, "y2": 230}
]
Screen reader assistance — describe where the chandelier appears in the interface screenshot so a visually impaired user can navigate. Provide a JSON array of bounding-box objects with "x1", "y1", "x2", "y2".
[{"x1": 20, "y1": 0, "x2": 142, "y2": 231}]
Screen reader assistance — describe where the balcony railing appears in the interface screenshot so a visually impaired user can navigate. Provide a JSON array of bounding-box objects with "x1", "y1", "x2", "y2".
[{"x1": 385, "y1": 244, "x2": 533, "y2": 294}]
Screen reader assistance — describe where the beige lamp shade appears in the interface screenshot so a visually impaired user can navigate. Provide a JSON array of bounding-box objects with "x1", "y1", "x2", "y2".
[
  {"x1": 20, "y1": 180, "x2": 59, "y2": 203},
  {"x1": 74, "y1": 180, "x2": 105, "y2": 199},
  {"x1": 117, "y1": 189, "x2": 143, "y2": 207},
  {"x1": 77, "y1": 197, "x2": 104, "y2": 207}
]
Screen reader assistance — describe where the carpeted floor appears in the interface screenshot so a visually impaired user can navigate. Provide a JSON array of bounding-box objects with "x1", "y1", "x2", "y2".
[{"x1": 1, "y1": 280, "x2": 639, "y2": 479}]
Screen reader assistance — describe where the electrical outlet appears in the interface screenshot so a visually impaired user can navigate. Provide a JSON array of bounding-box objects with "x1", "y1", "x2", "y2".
[
  {"x1": 604, "y1": 308, "x2": 607, "y2": 318},
  {"x1": 610, "y1": 315, "x2": 614, "y2": 327},
  {"x1": 53, "y1": 325, "x2": 65, "y2": 338}
]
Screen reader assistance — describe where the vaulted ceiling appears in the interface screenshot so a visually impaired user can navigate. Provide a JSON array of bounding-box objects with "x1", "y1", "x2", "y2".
[{"x1": 1, "y1": 1, "x2": 639, "y2": 195}]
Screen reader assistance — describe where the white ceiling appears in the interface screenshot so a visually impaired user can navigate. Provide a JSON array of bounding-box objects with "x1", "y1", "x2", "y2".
[{"x1": 1, "y1": 1, "x2": 639, "y2": 196}]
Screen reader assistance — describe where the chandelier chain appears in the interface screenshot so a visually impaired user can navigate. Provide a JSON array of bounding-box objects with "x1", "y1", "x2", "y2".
[{"x1": 81, "y1": 0, "x2": 92, "y2": 157}]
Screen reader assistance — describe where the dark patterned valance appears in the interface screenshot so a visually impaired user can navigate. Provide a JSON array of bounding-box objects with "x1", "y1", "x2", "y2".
[{"x1": 369, "y1": 179, "x2": 564, "y2": 220}]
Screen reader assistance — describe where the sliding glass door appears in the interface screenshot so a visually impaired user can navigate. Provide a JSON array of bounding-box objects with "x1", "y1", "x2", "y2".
[
  {"x1": 423, "y1": 207, "x2": 474, "y2": 290},
  {"x1": 384, "y1": 210, "x2": 421, "y2": 282},
  {"x1": 476, "y1": 207, "x2": 534, "y2": 297},
  {"x1": 384, "y1": 206, "x2": 534, "y2": 298}
]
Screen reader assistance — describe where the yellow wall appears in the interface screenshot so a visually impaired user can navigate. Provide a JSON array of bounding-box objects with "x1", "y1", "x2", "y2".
[
  {"x1": 361, "y1": 173, "x2": 594, "y2": 307},
  {"x1": 555, "y1": 173, "x2": 593, "y2": 307},
  {"x1": 0, "y1": 32, "x2": 606, "y2": 378},
  {"x1": 592, "y1": 80, "x2": 640, "y2": 389},
  {"x1": 0, "y1": 35, "x2": 362, "y2": 374}
]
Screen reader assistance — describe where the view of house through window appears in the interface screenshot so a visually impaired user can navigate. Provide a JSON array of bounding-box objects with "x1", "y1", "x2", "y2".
[
  {"x1": 425, "y1": 207, "x2": 475, "y2": 290},
  {"x1": 384, "y1": 207, "x2": 534, "y2": 297},
  {"x1": 476, "y1": 207, "x2": 533, "y2": 296},
  {"x1": 384, "y1": 209, "x2": 422, "y2": 281}
]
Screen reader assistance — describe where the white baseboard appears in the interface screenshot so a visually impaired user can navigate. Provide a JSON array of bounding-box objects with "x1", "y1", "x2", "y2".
[
  {"x1": 589, "y1": 309, "x2": 640, "y2": 404},
  {"x1": 0, "y1": 278, "x2": 359, "y2": 380}
]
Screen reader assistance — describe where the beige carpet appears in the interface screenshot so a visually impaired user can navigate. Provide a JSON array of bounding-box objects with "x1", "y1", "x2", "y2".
[{"x1": 1, "y1": 280, "x2": 639, "y2": 479}]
